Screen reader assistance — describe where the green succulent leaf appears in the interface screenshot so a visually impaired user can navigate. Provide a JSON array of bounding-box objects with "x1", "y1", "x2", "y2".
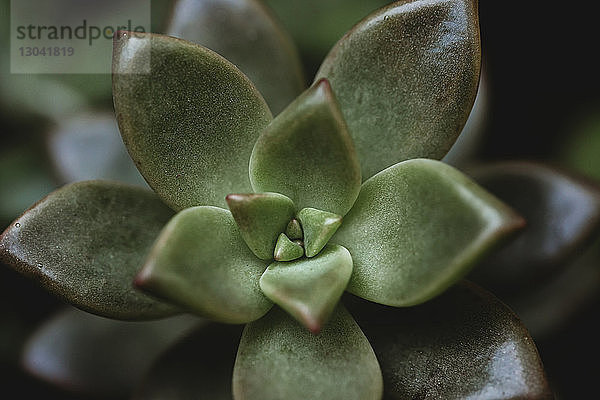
[
  {"x1": 167, "y1": 0, "x2": 306, "y2": 114},
  {"x1": 285, "y1": 218, "x2": 303, "y2": 240},
  {"x1": 260, "y1": 244, "x2": 353, "y2": 332},
  {"x1": 112, "y1": 32, "x2": 272, "y2": 211},
  {"x1": 22, "y1": 307, "x2": 200, "y2": 398},
  {"x1": 466, "y1": 161, "x2": 600, "y2": 296},
  {"x1": 133, "y1": 323, "x2": 243, "y2": 400},
  {"x1": 316, "y1": 0, "x2": 481, "y2": 180},
  {"x1": 233, "y1": 305, "x2": 383, "y2": 400},
  {"x1": 297, "y1": 207, "x2": 342, "y2": 257},
  {"x1": 136, "y1": 206, "x2": 273, "y2": 324},
  {"x1": 0, "y1": 180, "x2": 177, "y2": 320},
  {"x1": 226, "y1": 192, "x2": 296, "y2": 260},
  {"x1": 333, "y1": 159, "x2": 524, "y2": 307},
  {"x1": 249, "y1": 78, "x2": 361, "y2": 216},
  {"x1": 273, "y1": 233, "x2": 304, "y2": 262},
  {"x1": 345, "y1": 281, "x2": 553, "y2": 399}
]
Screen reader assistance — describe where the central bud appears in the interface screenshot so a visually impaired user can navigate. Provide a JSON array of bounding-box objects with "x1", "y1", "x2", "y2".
[
  {"x1": 225, "y1": 192, "x2": 342, "y2": 263},
  {"x1": 273, "y1": 218, "x2": 304, "y2": 262},
  {"x1": 273, "y1": 209, "x2": 343, "y2": 262}
]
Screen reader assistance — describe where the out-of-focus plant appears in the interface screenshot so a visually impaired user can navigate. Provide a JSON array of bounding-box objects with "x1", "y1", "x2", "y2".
[{"x1": 1, "y1": 1, "x2": 556, "y2": 399}]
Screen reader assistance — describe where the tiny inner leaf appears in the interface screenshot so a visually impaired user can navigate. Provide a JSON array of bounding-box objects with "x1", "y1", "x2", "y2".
[
  {"x1": 274, "y1": 233, "x2": 304, "y2": 262},
  {"x1": 285, "y1": 218, "x2": 303, "y2": 240},
  {"x1": 297, "y1": 208, "x2": 342, "y2": 257}
]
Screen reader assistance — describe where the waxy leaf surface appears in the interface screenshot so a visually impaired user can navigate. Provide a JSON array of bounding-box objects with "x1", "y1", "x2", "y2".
[
  {"x1": 333, "y1": 159, "x2": 524, "y2": 307},
  {"x1": 0, "y1": 180, "x2": 176, "y2": 320},
  {"x1": 167, "y1": 0, "x2": 306, "y2": 114},
  {"x1": 346, "y1": 281, "x2": 553, "y2": 399},
  {"x1": 297, "y1": 207, "x2": 343, "y2": 257},
  {"x1": 260, "y1": 244, "x2": 353, "y2": 332},
  {"x1": 233, "y1": 305, "x2": 383, "y2": 400},
  {"x1": 113, "y1": 32, "x2": 272, "y2": 211},
  {"x1": 316, "y1": 0, "x2": 481, "y2": 179},
  {"x1": 136, "y1": 206, "x2": 272, "y2": 324},
  {"x1": 226, "y1": 192, "x2": 295, "y2": 260},
  {"x1": 273, "y1": 233, "x2": 304, "y2": 261},
  {"x1": 249, "y1": 79, "x2": 361, "y2": 216}
]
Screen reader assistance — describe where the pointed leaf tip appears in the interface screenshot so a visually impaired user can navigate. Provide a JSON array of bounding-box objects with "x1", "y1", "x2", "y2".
[
  {"x1": 137, "y1": 206, "x2": 272, "y2": 324},
  {"x1": 260, "y1": 244, "x2": 353, "y2": 333},
  {"x1": 316, "y1": 0, "x2": 481, "y2": 179},
  {"x1": 273, "y1": 233, "x2": 304, "y2": 262},
  {"x1": 0, "y1": 180, "x2": 177, "y2": 320},
  {"x1": 285, "y1": 218, "x2": 303, "y2": 240},
  {"x1": 334, "y1": 159, "x2": 524, "y2": 307},
  {"x1": 297, "y1": 208, "x2": 342, "y2": 257},
  {"x1": 226, "y1": 192, "x2": 296, "y2": 260},
  {"x1": 249, "y1": 79, "x2": 361, "y2": 216},
  {"x1": 233, "y1": 305, "x2": 382, "y2": 400}
]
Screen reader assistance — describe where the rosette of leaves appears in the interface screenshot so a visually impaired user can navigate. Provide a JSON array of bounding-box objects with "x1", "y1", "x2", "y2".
[{"x1": 1, "y1": 0, "x2": 553, "y2": 398}]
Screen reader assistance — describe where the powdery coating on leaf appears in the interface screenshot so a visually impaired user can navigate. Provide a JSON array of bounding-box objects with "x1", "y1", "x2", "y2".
[
  {"x1": 333, "y1": 159, "x2": 524, "y2": 307},
  {"x1": 249, "y1": 79, "x2": 361, "y2": 216},
  {"x1": 0, "y1": 180, "x2": 177, "y2": 320},
  {"x1": 233, "y1": 305, "x2": 383, "y2": 400},
  {"x1": 260, "y1": 244, "x2": 353, "y2": 332},
  {"x1": 112, "y1": 32, "x2": 273, "y2": 211},
  {"x1": 136, "y1": 206, "x2": 273, "y2": 324},
  {"x1": 226, "y1": 192, "x2": 296, "y2": 260},
  {"x1": 316, "y1": 0, "x2": 481, "y2": 180}
]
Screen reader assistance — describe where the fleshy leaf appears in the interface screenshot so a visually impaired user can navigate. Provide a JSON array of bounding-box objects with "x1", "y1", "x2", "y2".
[
  {"x1": 249, "y1": 78, "x2": 361, "y2": 216},
  {"x1": 260, "y1": 244, "x2": 353, "y2": 333},
  {"x1": 22, "y1": 307, "x2": 200, "y2": 398},
  {"x1": 333, "y1": 159, "x2": 524, "y2": 307},
  {"x1": 135, "y1": 206, "x2": 273, "y2": 324},
  {"x1": 0, "y1": 180, "x2": 177, "y2": 320},
  {"x1": 133, "y1": 323, "x2": 243, "y2": 400},
  {"x1": 466, "y1": 161, "x2": 600, "y2": 296},
  {"x1": 316, "y1": 0, "x2": 481, "y2": 179},
  {"x1": 112, "y1": 32, "x2": 272, "y2": 211},
  {"x1": 285, "y1": 218, "x2": 303, "y2": 240},
  {"x1": 167, "y1": 0, "x2": 306, "y2": 114},
  {"x1": 226, "y1": 192, "x2": 295, "y2": 260},
  {"x1": 297, "y1": 207, "x2": 342, "y2": 257},
  {"x1": 233, "y1": 305, "x2": 383, "y2": 400},
  {"x1": 273, "y1": 233, "x2": 304, "y2": 262},
  {"x1": 345, "y1": 281, "x2": 553, "y2": 399}
]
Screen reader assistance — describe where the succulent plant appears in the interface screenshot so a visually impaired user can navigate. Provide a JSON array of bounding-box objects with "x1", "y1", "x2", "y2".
[{"x1": 0, "y1": 0, "x2": 557, "y2": 398}]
